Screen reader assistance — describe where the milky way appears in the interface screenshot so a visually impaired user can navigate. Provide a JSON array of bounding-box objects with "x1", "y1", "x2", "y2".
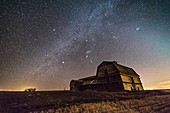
[{"x1": 0, "y1": 0, "x2": 170, "y2": 90}]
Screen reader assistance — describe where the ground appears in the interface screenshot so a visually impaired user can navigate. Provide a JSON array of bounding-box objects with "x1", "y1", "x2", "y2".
[{"x1": 0, "y1": 90, "x2": 170, "y2": 113}]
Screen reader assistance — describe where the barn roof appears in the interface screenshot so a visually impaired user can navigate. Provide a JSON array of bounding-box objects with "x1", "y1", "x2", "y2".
[
  {"x1": 79, "y1": 75, "x2": 96, "y2": 81},
  {"x1": 102, "y1": 61, "x2": 138, "y2": 76},
  {"x1": 82, "y1": 79, "x2": 97, "y2": 85},
  {"x1": 78, "y1": 76, "x2": 97, "y2": 85}
]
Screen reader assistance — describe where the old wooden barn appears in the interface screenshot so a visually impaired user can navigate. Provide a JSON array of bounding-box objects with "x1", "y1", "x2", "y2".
[{"x1": 70, "y1": 61, "x2": 144, "y2": 91}]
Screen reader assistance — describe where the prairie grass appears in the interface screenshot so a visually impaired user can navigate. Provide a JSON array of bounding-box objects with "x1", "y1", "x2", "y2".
[
  {"x1": 37, "y1": 94, "x2": 170, "y2": 113},
  {"x1": 0, "y1": 90, "x2": 170, "y2": 113}
]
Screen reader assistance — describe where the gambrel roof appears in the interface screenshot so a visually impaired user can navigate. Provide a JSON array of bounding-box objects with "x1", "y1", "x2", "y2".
[{"x1": 99, "y1": 61, "x2": 139, "y2": 76}]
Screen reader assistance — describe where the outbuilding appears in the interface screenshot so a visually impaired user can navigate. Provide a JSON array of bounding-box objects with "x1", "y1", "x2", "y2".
[{"x1": 70, "y1": 61, "x2": 144, "y2": 91}]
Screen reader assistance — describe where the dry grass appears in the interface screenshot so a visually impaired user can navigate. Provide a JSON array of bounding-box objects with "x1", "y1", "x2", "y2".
[
  {"x1": 37, "y1": 93, "x2": 170, "y2": 113},
  {"x1": 37, "y1": 96, "x2": 170, "y2": 113},
  {"x1": 0, "y1": 90, "x2": 170, "y2": 113}
]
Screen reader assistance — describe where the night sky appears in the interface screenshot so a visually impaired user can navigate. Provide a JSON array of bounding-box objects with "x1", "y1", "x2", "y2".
[{"x1": 0, "y1": 0, "x2": 170, "y2": 91}]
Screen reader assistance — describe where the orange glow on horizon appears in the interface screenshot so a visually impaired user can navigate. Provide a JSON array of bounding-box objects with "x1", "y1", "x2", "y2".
[{"x1": 145, "y1": 80, "x2": 170, "y2": 90}]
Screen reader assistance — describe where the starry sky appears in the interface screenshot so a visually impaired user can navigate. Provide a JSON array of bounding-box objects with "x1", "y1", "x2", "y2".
[{"x1": 0, "y1": 0, "x2": 170, "y2": 91}]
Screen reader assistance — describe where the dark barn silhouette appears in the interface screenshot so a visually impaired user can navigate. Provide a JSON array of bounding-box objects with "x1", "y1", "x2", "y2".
[{"x1": 70, "y1": 61, "x2": 144, "y2": 92}]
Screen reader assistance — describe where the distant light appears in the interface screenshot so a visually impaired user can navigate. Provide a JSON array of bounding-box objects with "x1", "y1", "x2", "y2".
[
  {"x1": 62, "y1": 61, "x2": 65, "y2": 64},
  {"x1": 53, "y1": 29, "x2": 56, "y2": 31},
  {"x1": 18, "y1": 86, "x2": 37, "y2": 91}
]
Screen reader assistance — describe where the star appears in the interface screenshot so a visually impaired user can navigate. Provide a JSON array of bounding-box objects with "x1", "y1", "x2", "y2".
[
  {"x1": 62, "y1": 61, "x2": 65, "y2": 64},
  {"x1": 86, "y1": 50, "x2": 91, "y2": 54},
  {"x1": 85, "y1": 55, "x2": 89, "y2": 58},
  {"x1": 135, "y1": 27, "x2": 140, "y2": 31}
]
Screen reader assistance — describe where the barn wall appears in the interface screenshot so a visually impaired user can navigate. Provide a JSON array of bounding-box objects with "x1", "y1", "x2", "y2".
[
  {"x1": 122, "y1": 83, "x2": 144, "y2": 91},
  {"x1": 122, "y1": 83, "x2": 133, "y2": 91},
  {"x1": 97, "y1": 64, "x2": 118, "y2": 77},
  {"x1": 81, "y1": 83, "x2": 124, "y2": 92},
  {"x1": 133, "y1": 77, "x2": 141, "y2": 83},
  {"x1": 111, "y1": 82, "x2": 124, "y2": 91},
  {"x1": 121, "y1": 74, "x2": 143, "y2": 91},
  {"x1": 108, "y1": 75, "x2": 121, "y2": 82},
  {"x1": 97, "y1": 74, "x2": 121, "y2": 83},
  {"x1": 120, "y1": 75, "x2": 131, "y2": 83},
  {"x1": 70, "y1": 80, "x2": 83, "y2": 91},
  {"x1": 135, "y1": 84, "x2": 144, "y2": 90},
  {"x1": 120, "y1": 75, "x2": 142, "y2": 83}
]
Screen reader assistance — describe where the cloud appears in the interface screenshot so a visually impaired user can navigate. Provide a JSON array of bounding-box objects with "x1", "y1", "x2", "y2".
[{"x1": 145, "y1": 80, "x2": 170, "y2": 90}]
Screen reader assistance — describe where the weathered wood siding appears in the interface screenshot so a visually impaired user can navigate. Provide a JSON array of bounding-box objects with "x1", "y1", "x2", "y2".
[
  {"x1": 122, "y1": 83, "x2": 133, "y2": 91},
  {"x1": 120, "y1": 74, "x2": 143, "y2": 91},
  {"x1": 133, "y1": 77, "x2": 141, "y2": 83},
  {"x1": 97, "y1": 63, "x2": 118, "y2": 77},
  {"x1": 135, "y1": 84, "x2": 144, "y2": 90},
  {"x1": 120, "y1": 75, "x2": 131, "y2": 83}
]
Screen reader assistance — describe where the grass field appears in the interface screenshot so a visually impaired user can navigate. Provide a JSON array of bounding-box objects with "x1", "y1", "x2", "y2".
[{"x1": 0, "y1": 90, "x2": 170, "y2": 113}]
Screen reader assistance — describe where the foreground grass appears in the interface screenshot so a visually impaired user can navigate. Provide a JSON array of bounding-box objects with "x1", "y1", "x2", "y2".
[
  {"x1": 37, "y1": 95, "x2": 170, "y2": 113},
  {"x1": 0, "y1": 90, "x2": 170, "y2": 113}
]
